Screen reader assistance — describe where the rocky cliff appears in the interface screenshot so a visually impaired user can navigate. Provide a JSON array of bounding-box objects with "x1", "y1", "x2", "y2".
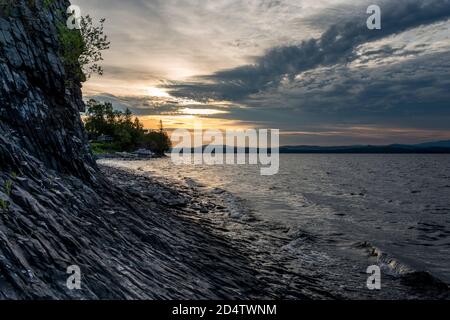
[
  {"x1": 1, "y1": 0, "x2": 95, "y2": 180},
  {"x1": 0, "y1": 0, "x2": 282, "y2": 300}
]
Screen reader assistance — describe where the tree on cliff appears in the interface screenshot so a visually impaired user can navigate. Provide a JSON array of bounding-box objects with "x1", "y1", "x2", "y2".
[
  {"x1": 58, "y1": 14, "x2": 110, "y2": 82},
  {"x1": 78, "y1": 15, "x2": 110, "y2": 78}
]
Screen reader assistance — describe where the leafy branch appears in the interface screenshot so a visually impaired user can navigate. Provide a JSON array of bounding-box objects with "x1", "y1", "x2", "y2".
[
  {"x1": 58, "y1": 15, "x2": 110, "y2": 83},
  {"x1": 79, "y1": 15, "x2": 110, "y2": 79}
]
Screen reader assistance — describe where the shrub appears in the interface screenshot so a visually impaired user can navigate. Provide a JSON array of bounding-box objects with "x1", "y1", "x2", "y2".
[
  {"x1": 58, "y1": 14, "x2": 110, "y2": 83},
  {"x1": 0, "y1": 199, "x2": 9, "y2": 211},
  {"x1": 43, "y1": 0, "x2": 55, "y2": 9},
  {"x1": 0, "y1": 179, "x2": 12, "y2": 212},
  {"x1": 0, "y1": 0, "x2": 13, "y2": 16},
  {"x1": 58, "y1": 23, "x2": 86, "y2": 81},
  {"x1": 4, "y1": 179, "x2": 12, "y2": 196},
  {"x1": 78, "y1": 15, "x2": 110, "y2": 78},
  {"x1": 90, "y1": 142, "x2": 121, "y2": 155}
]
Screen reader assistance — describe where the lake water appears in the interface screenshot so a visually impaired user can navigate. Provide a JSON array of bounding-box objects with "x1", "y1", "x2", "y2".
[{"x1": 100, "y1": 154, "x2": 450, "y2": 298}]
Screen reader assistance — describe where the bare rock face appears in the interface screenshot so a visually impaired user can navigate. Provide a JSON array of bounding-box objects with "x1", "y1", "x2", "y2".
[
  {"x1": 0, "y1": 0, "x2": 96, "y2": 180},
  {"x1": 0, "y1": 1, "x2": 273, "y2": 300}
]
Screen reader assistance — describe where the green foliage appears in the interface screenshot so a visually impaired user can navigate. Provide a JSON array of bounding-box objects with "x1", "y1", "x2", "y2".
[
  {"x1": 0, "y1": 179, "x2": 12, "y2": 212},
  {"x1": 58, "y1": 15, "x2": 110, "y2": 83},
  {"x1": 0, "y1": 0, "x2": 13, "y2": 16},
  {"x1": 79, "y1": 15, "x2": 110, "y2": 78},
  {"x1": 43, "y1": 0, "x2": 55, "y2": 9},
  {"x1": 84, "y1": 100, "x2": 172, "y2": 154},
  {"x1": 58, "y1": 23, "x2": 86, "y2": 82},
  {"x1": 90, "y1": 142, "x2": 121, "y2": 155},
  {"x1": 141, "y1": 120, "x2": 173, "y2": 155},
  {"x1": 2, "y1": 2, "x2": 109, "y2": 80},
  {"x1": 4, "y1": 179, "x2": 12, "y2": 196},
  {"x1": 0, "y1": 199, "x2": 9, "y2": 211}
]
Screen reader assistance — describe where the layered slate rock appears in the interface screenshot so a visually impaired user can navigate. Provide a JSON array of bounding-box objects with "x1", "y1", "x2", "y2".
[
  {"x1": 0, "y1": 1, "x2": 276, "y2": 300},
  {"x1": 0, "y1": 0, "x2": 95, "y2": 180}
]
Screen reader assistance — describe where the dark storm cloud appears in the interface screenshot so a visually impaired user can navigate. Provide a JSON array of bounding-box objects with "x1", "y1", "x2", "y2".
[
  {"x1": 76, "y1": 0, "x2": 450, "y2": 144},
  {"x1": 230, "y1": 51, "x2": 450, "y2": 130},
  {"x1": 166, "y1": 0, "x2": 450, "y2": 100}
]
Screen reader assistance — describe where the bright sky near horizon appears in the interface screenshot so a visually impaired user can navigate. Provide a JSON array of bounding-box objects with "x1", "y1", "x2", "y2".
[{"x1": 73, "y1": 0, "x2": 450, "y2": 145}]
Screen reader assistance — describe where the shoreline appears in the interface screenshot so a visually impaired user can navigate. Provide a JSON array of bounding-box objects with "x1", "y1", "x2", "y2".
[
  {"x1": 98, "y1": 163, "x2": 320, "y2": 300},
  {"x1": 98, "y1": 159, "x2": 450, "y2": 300},
  {"x1": 2, "y1": 155, "x2": 448, "y2": 299},
  {"x1": 95, "y1": 163, "x2": 298, "y2": 299},
  {"x1": 1, "y1": 158, "x2": 274, "y2": 299}
]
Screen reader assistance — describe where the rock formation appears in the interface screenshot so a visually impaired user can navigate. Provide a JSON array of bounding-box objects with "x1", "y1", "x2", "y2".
[
  {"x1": 0, "y1": 0, "x2": 276, "y2": 299},
  {"x1": 1, "y1": 0, "x2": 95, "y2": 180}
]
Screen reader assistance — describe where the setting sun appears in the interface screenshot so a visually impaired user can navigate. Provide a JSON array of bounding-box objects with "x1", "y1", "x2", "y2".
[{"x1": 146, "y1": 87, "x2": 171, "y2": 98}]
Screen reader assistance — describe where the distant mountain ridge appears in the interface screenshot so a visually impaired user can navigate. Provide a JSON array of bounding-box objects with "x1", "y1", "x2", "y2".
[
  {"x1": 172, "y1": 140, "x2": 450, "y2": 153},
  {"x1": 280, "y1": 140, "x2": 450, "y2": 153},
  {"x1": 413, "y1": 140, "x2": 450, "y2": 148}
]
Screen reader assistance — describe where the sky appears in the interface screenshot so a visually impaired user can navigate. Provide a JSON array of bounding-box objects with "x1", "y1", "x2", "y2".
[{"x1": 73, "y1": 0, "x2": 450, "y2": 146}]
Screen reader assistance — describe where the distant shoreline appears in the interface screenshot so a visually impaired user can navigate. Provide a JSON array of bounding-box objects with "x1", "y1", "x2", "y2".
[
  {"x1": 278, "y1": 149, "x2": 450, "y2": 154},
  {"x1": 170, "y1": 140, "x2": 450, "y2": 154},
  {"x1": 170, "y1": 148, "x2": 450, "y2": 154}
]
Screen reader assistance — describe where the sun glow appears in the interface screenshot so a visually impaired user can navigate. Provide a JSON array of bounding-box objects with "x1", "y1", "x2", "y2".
[
  {"x1": 179, "y1": 108, "x2": 228, "y2": 116},
  {"x1": 146, "y1": 87, "x2": 171, "y2": 98},
  {"x1": 138, "y1": 115, "x2": 253, "y2": 131}
]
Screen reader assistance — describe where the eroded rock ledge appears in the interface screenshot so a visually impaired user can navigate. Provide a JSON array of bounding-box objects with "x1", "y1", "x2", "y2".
[
  {"x1": 0, "y1": 1, "x2": 286, "y2": 299},
  {"x1": 1, "y1": 0, "x2": 95, "y2": 180},
  {"x1": 1, "y1": 163, "x2": 279, "y2": 299}
]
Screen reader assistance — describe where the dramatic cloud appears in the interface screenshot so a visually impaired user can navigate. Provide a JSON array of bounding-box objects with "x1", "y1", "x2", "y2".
[
  {"x1": 75, "y1": 0, "x2": 450, "y2": 145},
  {"x1": 166, "y1": 0, "x2": 450, "y2": 100}
]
